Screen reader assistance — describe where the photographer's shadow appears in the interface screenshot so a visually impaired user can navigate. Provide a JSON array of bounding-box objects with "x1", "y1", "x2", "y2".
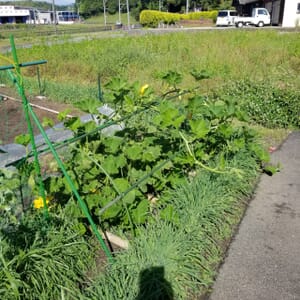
[{"x1": 135, "y1": 266, "x2": 174, "y2": 300}]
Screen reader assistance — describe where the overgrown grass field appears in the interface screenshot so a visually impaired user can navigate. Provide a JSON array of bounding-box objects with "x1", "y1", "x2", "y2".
[
  {"x1": 9, "y1": 29, "x2": 299, "y2": 130},
  {"x1": 13, "y1": 29, "x2": 299, "y2": 94}
]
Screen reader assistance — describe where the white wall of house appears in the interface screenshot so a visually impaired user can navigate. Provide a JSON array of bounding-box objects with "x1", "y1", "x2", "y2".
[
  {"x1": 37, "y1": 12, "x2": 52, "y2": 24},
  {"x1": 282, "y1": 0, "x2": 300, "y2": 27},
  {"x1": 0, "y1": 6, "x2": 29, "y2": 17},
  {"x1": 0, "y1": 5, "x2": 30, "y2": 23}
]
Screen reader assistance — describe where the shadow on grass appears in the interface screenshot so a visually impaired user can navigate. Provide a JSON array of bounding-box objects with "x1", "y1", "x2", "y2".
[{"x1": 135, "y1": 266, "x2": 174, "y2": 300}]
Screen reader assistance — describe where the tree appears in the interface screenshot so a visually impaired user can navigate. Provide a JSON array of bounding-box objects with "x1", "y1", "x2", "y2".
[{"x1": 77, "y1": 0, "x2": 103, "y2": 18}]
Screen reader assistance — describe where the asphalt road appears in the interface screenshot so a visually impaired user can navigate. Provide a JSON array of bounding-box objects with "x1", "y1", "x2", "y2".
[{"x1": 209, "y1": 131, "x2": 300, "y2": 300}]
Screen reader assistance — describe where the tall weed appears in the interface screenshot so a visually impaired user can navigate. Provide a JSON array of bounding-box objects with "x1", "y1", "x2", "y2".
[
  {"x1": 0, "y1": 214, "x2": 94, "y2": 300},
  {"x1": 12, "y1": 30, "x2": 300, "y2": 103}
]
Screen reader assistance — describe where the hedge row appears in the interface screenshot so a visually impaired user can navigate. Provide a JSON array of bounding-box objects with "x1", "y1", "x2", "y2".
[
  {"x1": 181, "y1": 11, "x2": 218, "y2": 21},
  {"x1": 139, "y1": 10, "x2": 218, "y2": 28}
]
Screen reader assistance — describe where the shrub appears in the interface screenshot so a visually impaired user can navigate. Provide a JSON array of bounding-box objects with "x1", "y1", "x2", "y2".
[
  {"x1": 139, "y1": 10, "x2": 217, "y2": 28},
  {"x1": 180, "y1": 11, "x2": 218, "y2": 21},
  {"x1": 140, "y1": 10, "x2": 181, "y2": 27}
]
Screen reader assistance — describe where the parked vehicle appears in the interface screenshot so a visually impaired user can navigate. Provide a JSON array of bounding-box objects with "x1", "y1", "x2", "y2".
[
  {"x1": 216, "y1": 10, "x2": 238, "y2": 27},
  {"x1": 234, "y1": 8, "x2": 271, "y2": 28}
]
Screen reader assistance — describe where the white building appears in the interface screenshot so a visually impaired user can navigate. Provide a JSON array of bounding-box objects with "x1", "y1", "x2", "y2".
[
  {"x1": 281, "y1": 1, "x2": 300, "y2": 27},
  {"x1": 37, "y1": 11, "x2": 52, "y2": 24},
  {"x1": 0, "y1": 5, "x2": 32, "y2": 24},
  {"x1": 0, "y1": 5, "x2": 79, "y2": 25}
]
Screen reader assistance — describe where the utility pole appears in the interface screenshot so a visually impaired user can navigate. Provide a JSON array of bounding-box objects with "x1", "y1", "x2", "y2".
[
  {"x1": 51, "y1": 0, "x2": 57, "y2": 33},
  {"x1": 103, "y1": 0, "x2": 107, "y2": 27},
  {"x1": 126, "y1": 0, "x2": 130, "y2": 30},
  {"x1": 118, "y1": 0, "x2": 121, "y2": 24}
]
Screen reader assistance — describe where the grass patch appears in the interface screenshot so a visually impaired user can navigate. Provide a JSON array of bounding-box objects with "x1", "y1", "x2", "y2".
[
  {"x1": 0, "y1": 213, "x2": 95, "y2": 299},
  {"x1": 250, "y1": 126, "x2": 291, "y2": 151},
  {"x1": 2, "y1": 29, "x2": 297, "y2": 104},
  {"x1": 84, "y1": 150, "x2": 260, "y2": 299}
]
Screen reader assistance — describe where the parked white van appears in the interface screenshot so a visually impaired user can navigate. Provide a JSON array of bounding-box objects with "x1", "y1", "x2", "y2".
[{"x1": 216, "y1": 10, "x2": 238, "y2": 26}]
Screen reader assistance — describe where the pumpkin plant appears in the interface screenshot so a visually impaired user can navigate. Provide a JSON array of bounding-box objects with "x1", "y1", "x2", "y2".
[{"x1": 39, "y1": 71, "x2": 267, "y2": 234}]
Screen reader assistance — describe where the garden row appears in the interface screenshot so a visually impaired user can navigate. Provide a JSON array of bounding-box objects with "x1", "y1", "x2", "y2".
[{"x1": 0, "y1": 71, "x2": 266, "y2": 299}]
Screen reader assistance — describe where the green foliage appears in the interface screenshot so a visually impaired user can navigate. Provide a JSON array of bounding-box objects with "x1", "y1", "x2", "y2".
[
  {"x1": 0, "y1": 168, "x2": 23, "y2": 228},
  {"x1": 1, "y1": 20, "x2": 298, "y2": 300},
  {"x1": 84, "y1": 150, "x2": 260, "y2": 299},
  {"x1": 40, "y1": 72, "x2": 266, "y2": 234},
  {"x1": 181, "y1": 10, "x2": 218, "y2": 21},
  {"x1": 85, "y1": 221, "x2": 212, "y2": 299},
  {"x1": 12, "y1": 30, "x2": 299, "y2": 103},
  {"x1": 0, "y1": 213, "x2": 94, "y2": 300},
  {"x1": 14, "y1": 134, "x2": 31, "y2": 147},
  {"x1": 139, "y1": 10, "x2": 217, "y2": 27},
  {"x1": 79, "y1": 0, "x2": 103, "y2": 18},
  {"x1": 140, "y1": 10, "x2": 181, "y2": 27},
  {"x1": 223, "y1": 80, "x2": 300, "y2": 128}
]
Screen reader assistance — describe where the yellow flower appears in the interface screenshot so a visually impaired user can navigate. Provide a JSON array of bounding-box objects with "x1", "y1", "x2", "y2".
[
  {"x1": 140, "y1": 84, "x2": 149, "y2": 96},
  {"x1": 33, "y1": 196, "x2": 50, "y2": 209}
]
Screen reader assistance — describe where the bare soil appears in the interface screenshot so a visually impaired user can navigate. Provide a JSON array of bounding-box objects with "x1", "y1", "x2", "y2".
[{"x1": 0, "y1": 86, "x2": 83, "y2": 145}]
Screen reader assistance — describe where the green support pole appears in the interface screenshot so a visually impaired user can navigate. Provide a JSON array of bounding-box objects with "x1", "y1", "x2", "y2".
[
  {"x1": 97, "y1": 73, "x2": 104, "y2": 102},
  {"x1": 0, "y1": 60, "x2": 47, "y2": 71},
  {"x1": 26, "y1": 103, "x2": 114, "y2": 262},
  {"x1": 6, "y1": 35, "x2": 113, "y2": 263},
  {"x1": 9, "y1": 35, "x2": 49, "y2": 220},
  {"x1": 37, "y1": 66, "x2": 43, "y2": 95}
]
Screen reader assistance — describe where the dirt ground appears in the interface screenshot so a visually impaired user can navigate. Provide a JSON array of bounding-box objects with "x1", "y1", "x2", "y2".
[{"x1": 0, "y1": 86, "x2": 83, "y2": 145}]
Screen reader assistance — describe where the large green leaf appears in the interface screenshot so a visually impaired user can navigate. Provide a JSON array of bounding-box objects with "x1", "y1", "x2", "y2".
[
  {"x1": 64, "y1": 117, "x2": 82, "y2": 131},
  {"x1": 75, "y1": 98, "x2": 100, "y2": 114},
  {"x1": 15, "y1": 134, "x2": 30, "y2": 147},
  {"x1": 101, "y1": 155, "x2": 120, "y2": 174},
  {"x1": 131, "y1": 199, "x2": 149, "y2": 224},
  {"x1": 114, "y1": 178, "x2": 130, "y2": 192},
  {"x1": 124, "y1": 144, "x2": 143, "y2": 160},
  {"x1": 82, "y1": 180, "x2": 99, "y2": 194},
  {"x1": 85, "y1": 194, "x2": 101, "y2": 210},
  {"x1": 101, "y1": 204, "x2": 122, "y2": 219},
  {"x1": 114, "y1": 154, "x2": 127, "y2": 169},
  {"x1": 142, "y1": 145, "x2": 161, "y2": 162},
  {"x1": 103, "y1": 137, "x2": 123, "y2": 153},
  {"x1": 123, "y1": 190, "x2": 136, "y2": 204},
  {"x1": 189, "y1": 119, "x2": 210, "y2": 139}
]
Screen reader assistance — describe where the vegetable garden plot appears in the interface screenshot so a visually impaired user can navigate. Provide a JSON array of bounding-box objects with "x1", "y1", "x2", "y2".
[
  {"x1": 1, "y1": 36, "x2": 271, "y2": 267},
  {"x1": 0, "y1": 96, "x2": 27, "y2": 145}
]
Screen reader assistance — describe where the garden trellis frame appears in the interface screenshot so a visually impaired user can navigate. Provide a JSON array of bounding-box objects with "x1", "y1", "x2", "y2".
[
  {"x1": 1, "y1": 36, "x2": 210, "y2": 264},
  {"x1": 0, "y1": 36, "x2": 179, "y2": 263},
  {"x1": 1, "y1": 35, "x2": 113, "y2": 262}
]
